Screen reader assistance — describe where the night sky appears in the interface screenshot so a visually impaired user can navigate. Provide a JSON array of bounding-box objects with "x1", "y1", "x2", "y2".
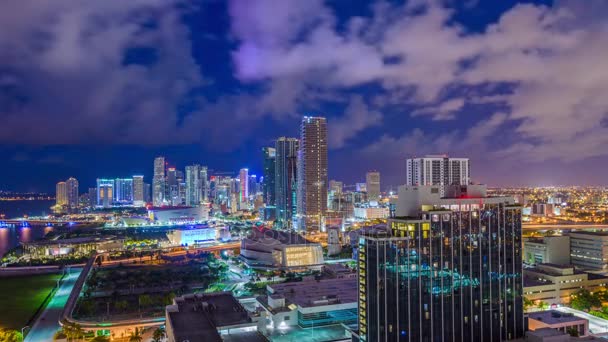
[{"x1": 1, "y1": 0, "x2": 608, "y2": 193}]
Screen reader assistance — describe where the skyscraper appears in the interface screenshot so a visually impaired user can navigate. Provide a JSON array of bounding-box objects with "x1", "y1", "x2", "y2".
[
  {"x1": 406, "y1": 155, "x2": 470, "y2": 196},
  {"x1": 365, "y1": 171, "x2": 380, "y2": 202},
  {"x1": 297, "y1": 116, "x2": 328, "y2": 231},
  {"x1": 65, "y1": 177, "x2": 79, "y2": 210},
  {"x1": 166, "y1": 167, "x2": 178, "y2": 205},
  {"x1": 263, "y1": 147, "x2": 276, "y2": 206},
  {"x1": 275, "y1": 137, "x2": 299, "y2": 227},
  {"x1": 199, "y1": 166, "x2": 208, "y2": 202},
  {"x1": 153, "y1": 156, "x2": 166, "y2": 206},
  {"x1": 239, "y1": 168, "x2": 249, "y2": 204},
  {"x1": 96, "y1": 179, "x2": 114, "y2": 208},
  {"x1": 185, "y1": 165, "x2": 201, "y2": 206},
  {"x1": 133, "y1": 175, "x2": 144, "y2": 206},
  {"x1": 114, "y1": 178, "x2": 133, "y2": 204},
  {"x1": 56, "y1": 181, "x2": 67, "y2": 207},
  {"x1": 88, "y1": 187, "x2": 97, "y2": 207},
  {"x1": 358, "y1": 185, "x2": 524, "y2": 341}
]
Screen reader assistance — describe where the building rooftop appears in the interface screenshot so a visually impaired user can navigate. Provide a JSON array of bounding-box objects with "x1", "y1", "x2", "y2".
[
  {"x1": 570, "y1": 231, "x2": 608, "y2": 237},
  {"x1": 167, "y1": 292, "x2": 254, "y2": 342},
  {"x1": 528, "y1": 310, "x2": 586, "y2": 325},
  {"x1": 266, "y1": 278, "x2": 358, "y2": 309},
  {"x1": 247, "y1": 227, "x2": 311, "y2": 245}
]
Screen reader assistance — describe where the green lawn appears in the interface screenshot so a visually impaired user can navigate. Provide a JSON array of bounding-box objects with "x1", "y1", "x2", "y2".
[{"x1": 0, "y1": 272, "x2": 61, "y2": 330}]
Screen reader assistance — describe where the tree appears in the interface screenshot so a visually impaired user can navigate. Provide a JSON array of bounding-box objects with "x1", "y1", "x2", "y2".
[
  {"x1": 0, "y1": 329, "x2": 22, "y2": 342},
  {"x1": 566, "y1": 326, "x2": 580, "y2": 337},
  {"x1": 129, "y1": 328, "x2": 143, "y2": 342},
  {"x1": 89, "y1": 336, "x2": 110, "y2": 342},
  {"x1": 523, "y1": 297, "x2": 534, "y2": 312},
  {"x1": 571, "y1": 289, "x2": 602, "y2": 311},
  {"x1": 537, "y1": 301, "x2": 549, "y2": 311},
  {"x1": 153, "y1": 327, "x2": 166, "y2": 342},
  {"x1": 138, "y1": 294, "x2": 153, "y2": 309},
  {"x1": 60, "y1": 320, "x2": 85, "y2": 341}
]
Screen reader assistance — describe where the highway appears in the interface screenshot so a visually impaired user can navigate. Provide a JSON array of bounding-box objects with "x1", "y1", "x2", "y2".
[
  {"x1": 556, "y1": 307, "x2": 608, "y2": 334},
  {"x1": 25, "y1": 268, "x2": 82, "y2": 342},
  {"x1": 523, "y1": 223, "x2": 608, "y2": 231}
]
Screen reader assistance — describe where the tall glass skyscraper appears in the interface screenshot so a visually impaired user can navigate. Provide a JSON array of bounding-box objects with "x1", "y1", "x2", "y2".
[
  {"x1": 153, "y1": 156, "x2": 166, "y2": 206},
  {"x1": 132, "y1": 175, "x2": 144, "y2": 206},
  {"x1": 114, "y1": 178, "x2": 133, "y2": 204},
  {"x1": 185, "y1": 165, "x2": 201, "y2": 206},
  {"x1": 358, "y1": 186, "x2": 524, "y2": 341},
  {"x1": 297, "y1": 116, "x2": 328, "y2": 231},
  {"x1": 263, "y1": 147, "x2": 276, "y2": 206},
  {"x1": 275, "y1": 137, "x2": 299, "y2": 228}
]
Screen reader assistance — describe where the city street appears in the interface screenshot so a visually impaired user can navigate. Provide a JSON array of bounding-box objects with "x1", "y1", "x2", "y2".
[
  {"x1": 25, "y1": 268, "x2": 82, "y2": 342},
  {"x1": 556, "y1": 307, "x2": 608, "y2": 334}
]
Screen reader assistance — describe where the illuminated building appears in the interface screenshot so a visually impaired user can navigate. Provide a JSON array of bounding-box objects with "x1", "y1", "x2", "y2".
[
  {"x1": 329, "y1": 180, "x2": 343, "y2": 194},
  {"x1": 88, "y1": 187, "x2": 96, "y2": 207},
  {"x1": 523, "y1": 236, "x2": 570, "y2": 265},
  {"x1": 357, "y1": 184, "x2": 524, "y2": 341},
  {"x1": 570, "y1": 232, "x2": 608, "y2": 270},
  {"x1": 153, "y1": 156, "x2": 166, "y2": 206},
  {"x1": 356, "y1": 183, "x2": 367, "y2": 193},
  {"x1": 113, "y1": 178, "x2": 133, "y2": 204},
  {"x1": 263, "y1": 147, "x2": 276, "y2": 206},
  {"x1": 365, "y1": 171, "x2": 380, "y2": 202},
  {"x1": 166, "y1": 167, "x2": 179, "y2": 205},
  {"x1": 353, "y1": 206, "x2": 389, "y2": 219},
  {"x1": 297, "y1": 116, "x2": 328, "y2": 231},
  {"x1": 239, "y1": 168, "x2": 249, "y2": 204},
  {"x1": 166, "y1": 225, "x2": 230, "y2": 246},
  {"x1": 148, "y1": 206, "x2": 209, "y2": 225},
  {"x1": 132, "y1": 175, "x2": 145, "y2": 206},
  {"x1": 56, "y1": 181, "x2": 67, "y2": 207},
  {"x1": 275, "y1": 137, "x2": 299, "y2": 228},
  {"x1": 96, "y1": 179, "x2": 114, "y2": 208},
  {"x1": 406, "y1": 155, "x2": 470, "y2": 196},
  {"x1": 185, "y1": 165, "x2": 202, "y2": 206},
  {"x1": 240, "y1": 227, "x2": 324, "y2": 270},
  {"x1": 199, "y1": 166, "x2": 208, "y2": 202}
]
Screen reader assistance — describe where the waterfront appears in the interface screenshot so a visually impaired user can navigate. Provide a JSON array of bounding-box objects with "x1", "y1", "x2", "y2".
[
  {"x1": 0, "y1": 200, "x2": 54, "y2": 219},
  {"x1": 0, "y1": 225, "x2": 54, "y2": 258}
]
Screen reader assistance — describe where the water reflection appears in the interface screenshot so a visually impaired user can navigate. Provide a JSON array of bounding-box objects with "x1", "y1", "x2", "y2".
[{"x1": 0, "y1": 225, "x2": 50, "y2": 257}]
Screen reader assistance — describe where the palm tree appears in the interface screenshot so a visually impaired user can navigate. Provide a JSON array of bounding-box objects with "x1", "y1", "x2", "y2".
[
  {"x1": 152, "y1": 327, "x2": 165, "y2": 342},
  {"x1": 89, "y1": 336, "x2": 110, "y2": 342},
  {"x1": 129, "y1": 328, "x2": 143, "y2": 342}
]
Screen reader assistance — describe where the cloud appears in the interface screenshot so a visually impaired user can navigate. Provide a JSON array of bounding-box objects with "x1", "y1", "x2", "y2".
[{"x1": 329, "y1": 96, "x2": 382, "y2": 149}]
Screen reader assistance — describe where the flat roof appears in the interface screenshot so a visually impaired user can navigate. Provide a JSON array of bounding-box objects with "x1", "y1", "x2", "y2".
[
  {"x1": 528, "y1": 310, "x2": 586, "y2": 325},
  {"x1": 570, "y1": 231, "x2": 608, "y2": 237},
  {"x1": 168, "y1": 292, "x2": 253, "y2": 342},
  {"x1": 267, "y1": 278, "x2": 358, "y2": 308}
]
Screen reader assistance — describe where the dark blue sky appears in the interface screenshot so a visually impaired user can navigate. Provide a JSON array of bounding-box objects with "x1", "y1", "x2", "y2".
[{"x1": 1, "y1": 0, "x2": 608, "y2": 193}]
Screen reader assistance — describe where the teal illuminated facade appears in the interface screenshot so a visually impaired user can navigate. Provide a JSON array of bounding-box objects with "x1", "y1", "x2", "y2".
[{"x1": 358, "y1": 199, "x2": 524, "y2": 341}]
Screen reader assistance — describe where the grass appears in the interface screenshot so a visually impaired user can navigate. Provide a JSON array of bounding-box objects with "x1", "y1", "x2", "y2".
[{"x1": 0, "y1": 272, "x2": 61, "y2": 330}]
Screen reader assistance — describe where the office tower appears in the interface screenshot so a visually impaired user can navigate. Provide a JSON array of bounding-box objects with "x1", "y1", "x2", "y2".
[
  {"x1": 249, "y1": 174, "x2": 258, "y2": 197},
  {"x1": 132, "y1": 176, "x2": 144, "y2": 207},
  {"x1": 329, "y1": 180, "x2": 343, "y2": 195},
  {"x1": 113, "y1": 178, "x2": 133, "y2": 204},
  {"x1": 263, "y1": 147, "x2": 276, "y2": 206},
  {"x1": 185, "y1": 165, "x2": 201, "y2": 206},
  {"x1": 239, "y1": 168, "x2": 249, "y2": 204},
  {"x1": 358, "y1": 184, "x2": 524, "y2": 341},
  {"x1": 166, "y1": 167, "x2": 178, "y2": 205},
  {"x1": 96, "y1": 179, "x2": 114, "y2": 208},
  {"x1": 88, "y1": 188, "x2": 97, "y2": 207},
  {"x1": 199, "y1": 166, "x2": 208, "y2": 202},
  {"x1": 406, "y1": 155, "x2": 470, "y2": 196},
  {"x1": 297, "y1": 116, "x2": 328, "y2": 231},
  {"x1": 153, "y1": 156, "x2": 166, "y2": 206},
  {"x1": 365, "y1": 171, "x2": 380, "y2": 202},
  {"x1": 275, "y1": 137, "x2": 299, "y2": 227},
  {"x1": 56, "y1": 181, "x2": 67, "y2": 207},
  {"x1": 356, "y1": 183, "x2": 367, "y2": 193},
  {"x1": 144, "y1": 183, "x2": 151, "y2": 203}
]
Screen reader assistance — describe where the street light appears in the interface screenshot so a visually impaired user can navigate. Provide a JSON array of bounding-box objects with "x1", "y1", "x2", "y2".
[{"x1": 21, "y1": 326, "x2": 29, "y2": 341}]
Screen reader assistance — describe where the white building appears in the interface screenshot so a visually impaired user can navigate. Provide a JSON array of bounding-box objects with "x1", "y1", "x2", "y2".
[
  {"x1": 166, "y1": 226, "x2": 230, "y2": 246},
  {"x1": 353, "y1": 206, "x2": 389, "y2": 220},
  {"x1": 406, "y1": 155, "x2": 469, "y2": 196},
  {"x1": 570, "y1": 232, "x2": 608, "y2": 270},
  {"x1": 148, "y1": 206, "x2": 209, "y2": 225},
  {"x1": 524, "y1": 236, "x2": 571, "y2": 265}
]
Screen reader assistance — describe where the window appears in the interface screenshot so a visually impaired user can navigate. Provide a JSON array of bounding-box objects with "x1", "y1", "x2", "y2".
[{"x1": 284, "y1": 316, "x2": 290, "y2": 321}]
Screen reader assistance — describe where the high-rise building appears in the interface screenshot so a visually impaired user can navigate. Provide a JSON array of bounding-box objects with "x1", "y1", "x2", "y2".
[
  {"x1": 65, "y1": 177, "x2": 79, "y2": 210},
  {"x1": 406, "y1": 155, "x2": 470, "y2": 196},
  {"x1": 239, "y1": 168, "x2": 249, "y2": 204},
  {"x1": 365, "y1": 171, "x2": 380, "y2": 202},
  {"x1": 96, "y1": 179, "x2": 114, "y2": 208},
  {"x1": 249, "y1": 174, "x2": 258, "y2": 197},
  {"x1": 153, "y1": 156, "x2": 166, "y2": 206},
  {"x1": 275, "y1": 137, "x2": 299, "y2": 227},
  {"x1": 263, "y1": 147, "x2": 276, "y2": 206},
  {"x1": 199, "y1": 166, "x2": 208, "y2": 202},
  {"x1": 297, "y1": 116, "x2": 328, "y2": 231},
  {"x1": 133, "y1": 175, "x2": 144, "y2": 206},
  {"x1": 114, "y1": 178, "x2": 133, "y2": 204},
  {"x1": 88, "y1": 187, "x2": 97, "y2": 207},
  {"x1": 56, "y1": 181, "x2": 67, "y2": 207},
  {"x1": 358, "y1": 184, "x2": 524, "y2": 341},
  {"x1": 144, "y1": 183, "x2": 151, "y2": 203},
  {"x1": 329, "y1": 180, "x2": 343, "y2": 195},
  {"x1": 186, "y1": 165, "x2": 201, "y2": 206},
  {"x1": 166, "y1": 167, "x2": 179, "y2": 205}
]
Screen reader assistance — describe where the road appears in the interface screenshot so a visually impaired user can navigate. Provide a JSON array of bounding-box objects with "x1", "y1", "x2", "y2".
[
  {"x1": 25, "y1": 268, "x2": 82, "y2": 342},
  {"x1": 556, "y1": 307, "x2": 608, "y2": 334},
  {"x1": 523, "y1": 223, "x2": 608, "y2": 231}
]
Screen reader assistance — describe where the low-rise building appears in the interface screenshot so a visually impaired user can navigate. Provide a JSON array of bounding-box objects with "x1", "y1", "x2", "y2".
[
  {"x1": 240, "y1": 227, "x2": 324, "y2": 270},
  {"x1": 524, "y1": 236, "x2": 571, "y2": 265},
  {"x1": 23, "y1": 236, "x2": 124, "y2": 258},
  {"x1": 570, "y1": 232, "x2": 608, "y2": 270},
  {"x1": 523, "y1": 263, "x2": 608, "y2": 305},
  {"x1": 148, "y1": 205, "x2": 209, "y2": 225},
  {"x1": 166, "y1": 225, "x2": 231, "y2": 246},
  {"x1": 353, "y1": 206, "x2": 389, "y2": 220},
  {"x1": 165, "y1": 292, "x2": 266, "y2": 342},
  {"x1": 528, "y1": 310, "x2": 588, "y2": 337},
  {"x1": 256, "y1": 278, "x2": 358, "y2": 329}
]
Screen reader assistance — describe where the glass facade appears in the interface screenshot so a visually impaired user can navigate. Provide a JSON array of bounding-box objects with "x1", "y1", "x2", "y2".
[{"x1": 358, "y1": 201, "x2": 523, "y2": 341}]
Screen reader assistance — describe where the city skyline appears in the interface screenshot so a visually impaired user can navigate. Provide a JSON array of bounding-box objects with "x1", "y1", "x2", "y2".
[{"x1": 3, "y1": 0, "x2": 608, "y2": 191}]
